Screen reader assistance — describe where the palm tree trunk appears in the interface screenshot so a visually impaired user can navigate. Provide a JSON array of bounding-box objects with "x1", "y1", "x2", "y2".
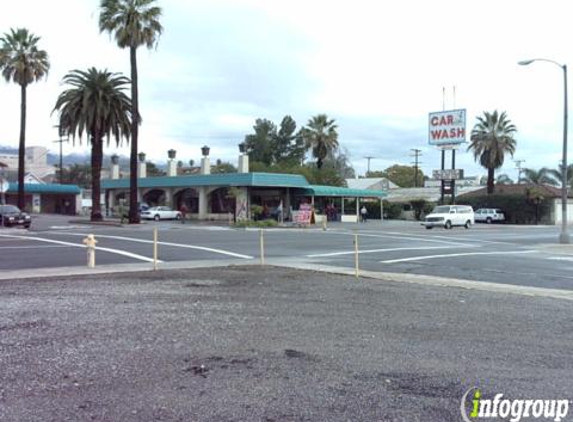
[
  {"x1": 128, "y1": 45, "x2": 140, "y2": 224},
  {"x1": 487, "y1": 168, "x2": 495, "y2": 194},
  {"x1": 18, "y1": 83, "x2": 27, "y2": 210},
  {"x1": 91, "y1": 134, "x2": 103, "y2": 222}
]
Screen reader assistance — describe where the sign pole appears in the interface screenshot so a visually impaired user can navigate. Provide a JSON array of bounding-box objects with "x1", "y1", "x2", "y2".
[{"x1": 451, "y1": 149, "x2": 456, "y2": 204}]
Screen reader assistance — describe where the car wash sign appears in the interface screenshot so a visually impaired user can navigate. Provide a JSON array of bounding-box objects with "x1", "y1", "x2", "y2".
[{"x1": 428, "y1": 109, "x2": 466, "y2": 146}]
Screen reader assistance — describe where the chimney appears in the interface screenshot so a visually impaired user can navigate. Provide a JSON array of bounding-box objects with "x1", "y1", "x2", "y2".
[
  {"x1": 167, "y1": 149, "x2": 177, "y2": 177},
  {"x1": 138, "y1": 152, "x2": 147, "y2": 178},
  {"x1": 201, "y1": 145, "x2": 210, "y2": 175},
  {"x1": 238, "y1": 142, "x2": 249, "y2": 173},
  {"x1": 110, "y1": 154, "x2": 120, "y2": 180}
]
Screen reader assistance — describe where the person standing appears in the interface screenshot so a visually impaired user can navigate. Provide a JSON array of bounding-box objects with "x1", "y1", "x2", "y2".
[
  {"x1": 360, "y1": 205, "x2": 368, "y2": 223},
  {"x1": 179, "y1": 202, "x2": 188, "y2": 224}
]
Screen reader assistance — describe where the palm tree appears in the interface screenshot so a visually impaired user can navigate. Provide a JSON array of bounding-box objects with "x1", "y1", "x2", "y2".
[
  {"x1": 468, "y1": 110, "x2": 517, "y2": 194},
  {"x1": 53, "y1": 68, "x2": 132, "y2": 221},
  {"x1": 302, "y1": 114, "x2": 339, "y2": 169},
  {"x1": 0, "y1": 28, "x2": 49, "y2": 209},
  {"x1": 521, "y1": 167, "x2": 559, "y2": 186},
  {"x1": 99, "y1": 0, "x2": 163, "y2": 223},
  {"x1": 495, "y1": 173, "x2": 514, "y2": 185},
  {"x1": 548, "y1": 164, "x2": 573, "y2": 187}
]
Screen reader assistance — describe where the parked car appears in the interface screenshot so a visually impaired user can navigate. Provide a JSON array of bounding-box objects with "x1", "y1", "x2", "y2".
[
  {"x1": 140, "y1": 206, "x2": 182, "y2": 221},
  {"x1": 474, "y1": 208, "x2": 505, "y2": 224},
  {"x1": 0, "y1": 204, "x2": 32, "y2": 228},
  {"x1": 421, "y1": 205, "x2": 474, "y2": 229}
]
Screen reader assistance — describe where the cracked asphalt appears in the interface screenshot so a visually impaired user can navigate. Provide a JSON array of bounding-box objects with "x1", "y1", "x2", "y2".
[{"x1": 1, "y1": 266, "x2": 572, "y2": 421}]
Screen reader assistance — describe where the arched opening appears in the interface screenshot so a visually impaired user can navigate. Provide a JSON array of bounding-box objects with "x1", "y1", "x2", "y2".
[
  {"x1": 143, "y1": 189, "x2": 167, "y2": 207},
  {"x1": 174, "y1": 188, "x2": 199, "y2": 213},
  {"x1": 209, "y1": 187, "x2": 234, "y2": 214}
]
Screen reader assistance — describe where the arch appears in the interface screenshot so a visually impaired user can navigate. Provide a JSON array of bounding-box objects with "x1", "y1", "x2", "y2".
[
  {"x1": 143, "y1": 189, "x2": 167, "y2": 206},
  {"x1": 209, "y1": 187, "x2": 234, "y2": 214},
  {"x1": 174, "y1": 188, "x2": 199, "y2": 213}
]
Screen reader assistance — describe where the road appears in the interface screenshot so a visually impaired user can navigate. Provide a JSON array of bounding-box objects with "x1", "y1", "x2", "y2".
[{"x1": 2, "y1": 215, "x2": 573, "y2": 290}]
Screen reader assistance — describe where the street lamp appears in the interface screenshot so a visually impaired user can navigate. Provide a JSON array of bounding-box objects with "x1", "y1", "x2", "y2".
[{"x1": 519, "y1": 58, "x2": 569, "y2": 244}]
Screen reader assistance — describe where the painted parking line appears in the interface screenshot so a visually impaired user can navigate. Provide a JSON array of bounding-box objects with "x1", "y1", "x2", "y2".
[
  {"x1": 43, "y1": 232, "x2": 254, "y2": 260},
  {"x1": 0, "y1": 234, "x2": 161, "y2": 263},
  {"x1": 307, "y1": 245, "x2": 477, "y2": 258},
  {"x1": 380, "y1": 250, "x2": 538, "y2": 264}
]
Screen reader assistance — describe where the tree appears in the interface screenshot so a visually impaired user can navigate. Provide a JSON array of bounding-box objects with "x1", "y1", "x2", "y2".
[
  {"x1": 245, "y1": 118, "x2": 276, "y2": 166},
  {"x1": 302, "y1": 114, "x2": 339, "y2": 169},
  {"x1": 521, "y1": 167, "x2": 559, "y2": 186},
  {"x1": 99, "y1": 0, "x2": 163, "y2": 223},
  {"x1": 377, "y1": 165, "x2": 424, "y2": 188},
  {"x1": 0, "y1": 28, "x2": 50, "y2": 209},
  {"x1": 60, "y1": 163, "x2": 92, "y2": 188},
  {"x1": 212, "y1": 161, "x2": 237, "y2": 174},
  {"x1": 468, "y1": 110, "x2": 517, "y2": 194},
  {"x1": 146, "y1": 161, "x2": 165, "y2": 177},
  {"x1": 495, "y1": 173, "x2": 514, "y2": 185},
  {"x1": 53, "y1": 68, "x2": 132, "y2": 221},
  {"x1": 274, "y1": 115, "x2": 306, "y2": 165}
]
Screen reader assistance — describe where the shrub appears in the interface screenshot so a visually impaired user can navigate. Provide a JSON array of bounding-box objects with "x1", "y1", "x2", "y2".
[
  {"x1": 383, "y1": 200, "x2": 405, "y2": 219},
  {"x1": 460, "y1": 194, "x2": 550, "y2": 224}
]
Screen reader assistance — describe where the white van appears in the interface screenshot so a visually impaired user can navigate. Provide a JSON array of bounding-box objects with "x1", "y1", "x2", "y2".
[{"x1": 422, "y1": 205, "x2": 474, "y2": 229}]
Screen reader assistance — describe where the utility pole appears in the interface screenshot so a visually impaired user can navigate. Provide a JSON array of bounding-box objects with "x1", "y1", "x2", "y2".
[
  {"x1": 364, "y1": 156, "x2": 375, "y2": 176},
  {"x1": 53, "y1": 125, "x2": 69, "y2": 184},
  {"x1": 410, "y1": 149, "x2": 422, "y2": 187},
  {"x1": 514, "y1": 159, "x2": 525, "y2": 184}
]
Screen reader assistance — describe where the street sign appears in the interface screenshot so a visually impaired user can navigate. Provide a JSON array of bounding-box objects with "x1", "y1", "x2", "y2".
[
  {"x1": 0, "y1": 178, "x2": 9, "y2": 194},
  {"x1": 433, "y1": 169, "x2": 464, "y2": 180}
]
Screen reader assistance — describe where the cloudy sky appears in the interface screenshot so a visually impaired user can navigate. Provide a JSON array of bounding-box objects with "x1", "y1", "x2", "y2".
[{"x1": 1, "y1": 0, "x2": 571, "y2": 181}]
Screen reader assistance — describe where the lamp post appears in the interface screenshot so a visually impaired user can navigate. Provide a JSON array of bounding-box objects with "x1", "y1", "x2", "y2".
[{"x1": 519, "y1": 58, "x2": 569, "y2": 244}]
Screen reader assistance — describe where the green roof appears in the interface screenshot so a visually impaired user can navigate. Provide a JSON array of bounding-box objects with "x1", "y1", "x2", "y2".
[
  {"x1": 302, "y1": 185, "x2": 386, "y2": 198},
  {"x1": 7, "y1": 183, "x2": 81, "y2": 194},
  {"x1": 101, "y1": 172, "x2": 310, "y2": 189},
  {"x1": 101, "y1": 173, "x2": 386, "y2": 198}
]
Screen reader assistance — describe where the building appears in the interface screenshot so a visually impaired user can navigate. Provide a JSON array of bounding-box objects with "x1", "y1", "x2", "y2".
[
  {"x1": 0, "y1": 146, "x2": 56, "y2": 180},
  {"x1": 102, "y1": 147, "x2": 387, "y2": 222}
]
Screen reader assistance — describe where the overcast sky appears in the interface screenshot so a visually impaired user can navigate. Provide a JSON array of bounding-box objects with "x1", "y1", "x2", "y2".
[{"x1": 1, "y1": 0, "x2": 571, "y2": 181}]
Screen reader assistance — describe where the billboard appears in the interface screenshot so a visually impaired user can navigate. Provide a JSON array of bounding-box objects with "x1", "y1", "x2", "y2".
[{"x1": 428, "y1": 109, "x2": 466, "y2": 146}]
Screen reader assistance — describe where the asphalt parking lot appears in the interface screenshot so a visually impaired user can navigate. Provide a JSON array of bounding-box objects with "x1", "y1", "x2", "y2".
[{"x1": 1, "y1": 266, "x2": 572, "y2": 422}]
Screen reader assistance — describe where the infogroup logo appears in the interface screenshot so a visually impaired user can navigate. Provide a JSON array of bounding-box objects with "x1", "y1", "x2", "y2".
[{"x1": 461, "y1": 387, "x2": 570, "y2": 422}]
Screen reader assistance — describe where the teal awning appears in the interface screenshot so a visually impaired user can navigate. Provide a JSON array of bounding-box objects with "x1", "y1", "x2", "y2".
[
  {"x1": 102, "y1": 172, "x2": 310, "y2": 189},
  {"x1": 302, "y1": 185, "x2": 386, "y2": 198},
  {"x1": 7, "y1": 183, "x2": 81, "y2": 194}
]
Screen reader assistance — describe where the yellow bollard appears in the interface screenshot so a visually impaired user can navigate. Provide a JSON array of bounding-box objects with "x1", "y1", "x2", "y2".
[
  {"x1": 322, "y1": 215, "x2": 327, "y2": 231},
  {"x1": 83, "y1": 234, "x2": 98, "y2": 268}
]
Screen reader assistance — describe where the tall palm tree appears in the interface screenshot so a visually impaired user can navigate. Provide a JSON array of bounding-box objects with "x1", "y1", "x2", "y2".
[
  {"x1": 302, "y1": 114, "x2": 339, "y2": 169},
  {"x1": 53, "y1": 68, "x2": 132, "y2": 221},
  {"x1": 468, "y1": 110, "x2": 517, "y2": 194},
  {"x1": 521, "y1": 167, "x2": 559, "y2": 186},
  {"x1": 0, "y1": 28, "x2": 49, "y2": 210},
  {"x1": 99, "y1": 0, "x2": 163, "y2": 223}
]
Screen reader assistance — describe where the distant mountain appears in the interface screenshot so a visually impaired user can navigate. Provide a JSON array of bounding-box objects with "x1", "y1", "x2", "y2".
[{"x1": 0, "y1": 145, "x2": 166, "y2": 169}]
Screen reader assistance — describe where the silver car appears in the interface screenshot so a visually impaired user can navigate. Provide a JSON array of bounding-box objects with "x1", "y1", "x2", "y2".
[{"x1": 140, "y1": 206, "x2": 182, "y2": 221}]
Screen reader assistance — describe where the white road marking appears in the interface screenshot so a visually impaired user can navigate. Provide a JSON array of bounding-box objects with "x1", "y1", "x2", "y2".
[
  {"x1": 341, "y1": 231, "x2": 473, "y2": 247},
  {"x1": 0, "y1": 245, "x2": 71, "y2": 250},
  {"x1": 307, "y1": 245, "x2": 474, "y2": 258},
  {"x1": 42, "y1": 232, "x2": 254, "y2": 260},
  {"x1": 382, "y1": 231, "x2": 514, "y2": 245},
  {"x1": 380, "y1": 250, "x2": 538, "y2": 264},
  {"x1": 547, "y1": 256, "x2": 573, "y2": 262},
  {"x1": 0, "y1": 234, "x2": 162, "y2": 263}
]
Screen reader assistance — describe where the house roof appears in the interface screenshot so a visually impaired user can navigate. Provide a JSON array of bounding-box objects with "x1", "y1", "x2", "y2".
[
  {"x1": 7, "y1": 183, "x2": 81, "y2": 194},
  {"x1": 458, "y1": 183, "x2": 568, "y2": 198},
  {"x1": 302, "y1": 185, "x2": 386, "y2": 198},
  {"x1": 346, "y1": 177, "x2": 399, "y2": 190}
]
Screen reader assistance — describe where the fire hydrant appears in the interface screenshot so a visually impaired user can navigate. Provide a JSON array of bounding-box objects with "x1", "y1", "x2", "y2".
[{"x1": 83, "y1": 234, "x2": 98, "y2": 268}]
